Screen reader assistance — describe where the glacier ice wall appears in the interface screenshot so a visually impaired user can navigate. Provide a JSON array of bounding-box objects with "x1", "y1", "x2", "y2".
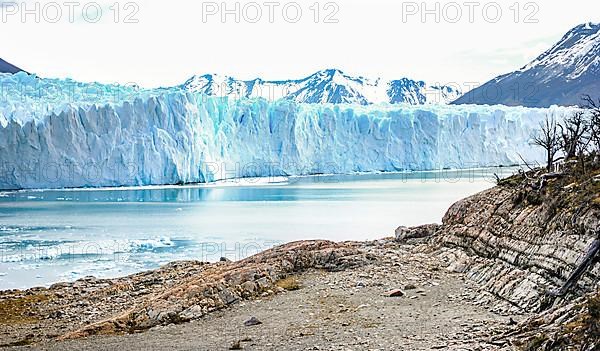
[{"x1": 0, "y1": 73, "x2": 573, "y2": 190}]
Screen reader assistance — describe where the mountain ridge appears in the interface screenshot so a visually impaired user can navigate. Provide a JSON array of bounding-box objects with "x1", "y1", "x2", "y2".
[
  {"x1": 453, "y1": 22, "x2": 600, "y2": 107},
  {"x1": 182, "y1": 69, "x2": 462, "y2": 105}
]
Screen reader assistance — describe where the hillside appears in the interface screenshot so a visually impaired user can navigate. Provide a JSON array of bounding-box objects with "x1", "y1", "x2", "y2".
[{"x1": 453, "y1": 23, "x2": 600, "y2": 107}]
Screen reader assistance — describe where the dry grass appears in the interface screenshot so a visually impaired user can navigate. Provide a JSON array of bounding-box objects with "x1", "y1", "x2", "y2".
[
  {"x1": 0, "y1": 293, "x2": 50, "y2": 324},
  {"x1": 275, "y1": 276, "x2": 301, "y2": 291}
]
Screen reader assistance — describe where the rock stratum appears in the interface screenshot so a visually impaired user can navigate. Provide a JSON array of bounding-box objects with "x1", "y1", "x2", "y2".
[
  {"x1": 434, "y1": 173, "x2": 600, "y2": 308},
  {"x1": 428, "y1": 160, "x2": 600, "y2": 349}
]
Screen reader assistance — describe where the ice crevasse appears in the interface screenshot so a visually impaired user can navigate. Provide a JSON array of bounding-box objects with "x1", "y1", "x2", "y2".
[{"x1": 0, "y1": 73, "x2": 572, "y2": 189}]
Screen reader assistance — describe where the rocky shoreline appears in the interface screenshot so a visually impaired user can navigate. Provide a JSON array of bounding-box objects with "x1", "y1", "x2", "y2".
[
  {"x1": 1, "y1": 166, "x2": 599, "y2": 350},
  {"x1": 1, "y1": 239, "x2": 525, "y2": 350}
]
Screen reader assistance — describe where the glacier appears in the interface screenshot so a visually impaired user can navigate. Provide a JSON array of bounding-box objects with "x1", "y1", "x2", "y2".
[{"x1": 0, "y1": 72, "x2": 573, "y2": 190}]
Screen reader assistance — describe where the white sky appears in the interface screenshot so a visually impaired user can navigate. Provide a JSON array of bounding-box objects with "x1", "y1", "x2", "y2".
[{"x1": 0, "y1": 0, "x2": 598, "y2": 88}]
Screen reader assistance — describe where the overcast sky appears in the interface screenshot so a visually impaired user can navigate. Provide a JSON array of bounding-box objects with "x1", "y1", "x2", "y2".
[{"x1": 0, "y1": 0, "x2": 598, "y2": 88}]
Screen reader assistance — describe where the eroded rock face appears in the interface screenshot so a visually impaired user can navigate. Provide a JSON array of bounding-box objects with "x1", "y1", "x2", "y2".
[{"x1": 435, "y1": 184, "x2": 600, "y2": 311}]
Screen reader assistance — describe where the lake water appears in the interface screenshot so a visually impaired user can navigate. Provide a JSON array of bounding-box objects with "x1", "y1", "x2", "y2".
[{"x1": 0, "y1": 168, "x2": 513, "y2": 290}]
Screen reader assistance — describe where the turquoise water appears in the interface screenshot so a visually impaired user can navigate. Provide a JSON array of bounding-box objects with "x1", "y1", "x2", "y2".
[{"x1": 0, "y1": 168, "x2": 512, "y2": 290}]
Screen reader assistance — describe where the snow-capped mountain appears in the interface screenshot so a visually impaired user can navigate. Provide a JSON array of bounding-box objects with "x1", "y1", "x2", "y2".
[
  {"x1": 453, "y1": 22, "x2": 600, "y2": 107},
  {"x1": 0, "y1": 58, "x2": 23, "y2": 74},
  {"x1": 183, "y1": 69, "x2": 461, "y2": 105}
]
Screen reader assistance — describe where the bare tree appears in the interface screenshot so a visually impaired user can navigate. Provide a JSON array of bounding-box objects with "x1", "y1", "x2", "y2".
[
  {"x1": 532, "y1": 114, "x2": 561, "y2": 172},
  {"x1": 582, "y1": 95, "x2": 600, "y2": 153},
  {"x1": 558, "y1": 111, "x2": 591, "y2": 160}
]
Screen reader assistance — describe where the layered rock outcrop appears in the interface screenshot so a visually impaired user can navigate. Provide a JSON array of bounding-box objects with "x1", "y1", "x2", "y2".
[{"x1": 432, "y1": 170, "x2": 600, "y2": 312}]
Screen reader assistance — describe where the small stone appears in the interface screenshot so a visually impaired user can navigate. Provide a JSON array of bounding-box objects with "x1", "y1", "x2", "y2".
[
  {"x1": 218, "y1": 289, "x2": 238, "y2": 305},
  {"x1": 179, "y1": 305, "x2": 204, "y2": 320},
  {"x1": 220, "y1": 257, "x2": 231, "y2": 262},
  {"x1": 447, "y1": 259, "x2": 469, "y2": 273},
  {"x1": 240, "y1": 281, "x2": 256, "y2": 293},
  {"x1": 404, "y1": 284, "x2": 417, "y2": 290},
  {"x1": 244, "y1": 316, "x2": 262, "y2": 327},
  {"x1": 256, "y1": 277, "x2": 270, "y2": 289},
  {"x1": 384, "y1": 289, "x2": 405, "y2": 297},
  {"x1": 229, "y1": 340, "x2": 242, "y2": 350}
]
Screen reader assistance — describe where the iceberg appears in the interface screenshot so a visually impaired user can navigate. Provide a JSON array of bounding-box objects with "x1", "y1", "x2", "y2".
[{"x1": 0, "y1": 72, "x2": 573, "y2": 190}]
